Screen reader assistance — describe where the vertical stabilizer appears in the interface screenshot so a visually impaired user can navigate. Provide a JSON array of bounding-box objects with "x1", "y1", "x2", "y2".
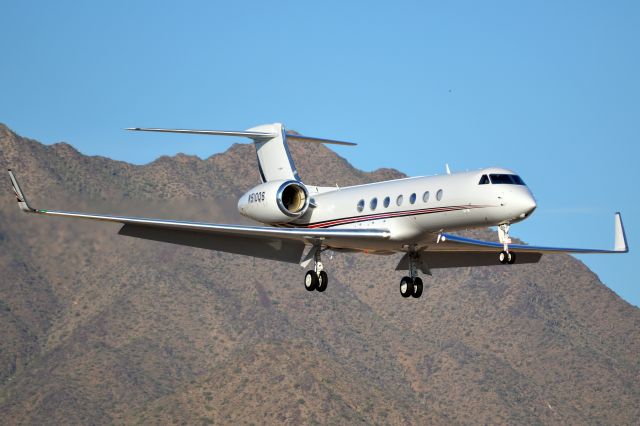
[{"x1": 247, "y1": 123, "x2": 300, "y2": 182}]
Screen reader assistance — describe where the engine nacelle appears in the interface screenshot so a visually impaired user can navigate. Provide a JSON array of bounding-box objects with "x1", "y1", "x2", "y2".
[{"x1": 238, "y1": 180, "x2": 310, "y2": 224}]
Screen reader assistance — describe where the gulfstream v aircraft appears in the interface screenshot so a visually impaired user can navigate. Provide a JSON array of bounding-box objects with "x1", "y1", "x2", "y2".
[{"x1": 8, "y1": 123, "x2": 628, "y2": 299}]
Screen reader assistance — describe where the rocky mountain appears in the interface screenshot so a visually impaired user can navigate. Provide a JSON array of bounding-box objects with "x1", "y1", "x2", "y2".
[{"x1": 0, "y1": 123, "x2": 638, "y2": 425}]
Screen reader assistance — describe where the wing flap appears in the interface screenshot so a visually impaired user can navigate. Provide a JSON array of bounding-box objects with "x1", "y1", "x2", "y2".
[
  {"x1": 119, "y1": 224, "x2": 305, "y2": 263},
  {"x1": 396, "y1": 251, "x2": 542, "y2": 271}
]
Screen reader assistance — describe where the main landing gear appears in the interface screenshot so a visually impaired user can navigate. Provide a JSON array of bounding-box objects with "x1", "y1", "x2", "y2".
[
  {"x1": 498, "y1": 223, "x2": 516, "y2": 265},
  {"x1": 399, "y1": 250, "x2": 424, "y2": 299},
  {"x1": 399, "y1": 276, "x2": 423, "y2": 298},
  {"x1": 304, "y1": 248, "x2": 328, "y2": 292}
]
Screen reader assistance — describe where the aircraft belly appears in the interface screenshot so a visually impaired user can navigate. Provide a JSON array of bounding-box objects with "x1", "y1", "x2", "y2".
[{"x1": 325, "y1": 238, "x2": 400, "y2": 252}]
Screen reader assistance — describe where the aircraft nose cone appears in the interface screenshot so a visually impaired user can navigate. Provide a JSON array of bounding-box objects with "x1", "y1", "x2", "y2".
[{"x1": 521, "y1": 195, "x2": 537, "y2": 218}]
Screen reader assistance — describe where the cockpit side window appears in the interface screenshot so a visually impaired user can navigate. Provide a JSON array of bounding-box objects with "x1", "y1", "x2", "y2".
[
  {"x1": 511, "y1": 175, "x2": 526, "y2": 185},
  {"x1": 478, "y1": 175, "x2": 490, "y2": 185}
]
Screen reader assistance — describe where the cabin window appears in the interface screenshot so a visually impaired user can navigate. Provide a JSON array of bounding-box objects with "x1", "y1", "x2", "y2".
[
  {"x1": 410, "y1": 193, "x2": 417, "y2": 204},
  {"x1": 396, "y1": 195, "x2": 403, "y2": 206},
  {"x1": 478, "y1": 175, "x2": 490, "y2": 185},
  {"x1": 422, "y1": 191, "x2": 430, "y2": 202},
  {"x1": 357, "y1": 199, "x2": 365, "y2": 212},
  {"x1": 383, "y1": 196, "x2": 390, "y2": 208},
  {"x1": 436, "y1": 189, "x2": 443, "y2": 201},
  {"x1": 370, "y1": 197, "x2": 378, "y2": 210}
]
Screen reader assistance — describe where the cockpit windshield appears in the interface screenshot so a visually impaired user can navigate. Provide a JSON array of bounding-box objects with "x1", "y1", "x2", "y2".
[
  {"x1": 490, "y1": 174, "x2": 525, "y2": 185},
  {"x1": 489, "y1": 174, "x2": 514, "y2": 184},
  {"x1": 478, "y1": 174, "x2": 526, "y2": 185}
]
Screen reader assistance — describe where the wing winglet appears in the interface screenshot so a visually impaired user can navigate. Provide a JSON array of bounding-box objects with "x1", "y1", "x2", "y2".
[
  {"x1": 7, "y1": 170, "x2": 35, "y2": 212},
  {"x1": 614, "y1": 212, "x2": 628, "y2": 252}
]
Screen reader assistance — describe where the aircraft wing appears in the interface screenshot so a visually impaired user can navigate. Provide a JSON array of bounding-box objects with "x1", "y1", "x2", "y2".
[
  {"x1": 397, "y1": 213, "x2": 627, "y2": 271},
  {"x1": 437, "y1": 213, "x2": 627, "y2": 254},
  {"x1": 8, "y1": 170, "x2": 389, "y2": 263}
]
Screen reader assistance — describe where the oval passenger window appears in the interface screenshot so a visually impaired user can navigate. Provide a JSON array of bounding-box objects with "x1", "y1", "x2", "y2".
[
  {"x1": 436, "y1": 189, "x2": 443, "y2": 201},
  {"x1": 357, "y1": 199, "x2": 365, "y2": 212}
]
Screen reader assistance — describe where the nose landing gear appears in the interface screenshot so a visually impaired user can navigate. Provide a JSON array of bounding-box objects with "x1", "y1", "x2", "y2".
[
  {"x1": 498, "y1": 223, "x2": 516, "y2": 264},
  {"x1": 498, "y1": 250, "x2": 516, "y2": 264}
]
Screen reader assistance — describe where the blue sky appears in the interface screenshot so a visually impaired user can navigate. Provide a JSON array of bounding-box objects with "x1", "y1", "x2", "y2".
[{"x1": 1, "y1": 1, "x2": 638, "y2": 306}]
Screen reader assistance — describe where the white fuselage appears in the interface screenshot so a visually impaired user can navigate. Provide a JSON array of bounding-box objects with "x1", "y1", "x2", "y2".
[{"x1": 287, "y1": 167, "x2": 537, "y2": 252}]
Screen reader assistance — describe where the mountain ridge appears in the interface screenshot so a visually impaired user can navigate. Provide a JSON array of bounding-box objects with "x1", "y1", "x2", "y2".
[{"x1": 0, "y1": 124, "x2": 638, "y2": 425}]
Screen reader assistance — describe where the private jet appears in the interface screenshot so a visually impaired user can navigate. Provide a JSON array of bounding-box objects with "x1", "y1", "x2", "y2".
[{"x1": 8, "y1": 123, "x2": 628, "y2": 299}]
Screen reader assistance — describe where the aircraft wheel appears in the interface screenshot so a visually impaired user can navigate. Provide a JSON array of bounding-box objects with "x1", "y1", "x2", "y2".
[
  {"x1": 499, "y1": 251, "x2": 508, "y2": 264},
  {"x1": 507, "y1": 251, "x2": 516, "y2": 264},
  {"x1": 317, "y1": 271, "x2": 328, "y2": 292},
  {"x1": 399, "y1": 276, "x2": 414, "y2": 298},
  {"x1": 412, "y1": 277, "x2": 423, "y2": 298},
  {"x1": 304, "y1": 270, "x2": 318, "y2": 291}
]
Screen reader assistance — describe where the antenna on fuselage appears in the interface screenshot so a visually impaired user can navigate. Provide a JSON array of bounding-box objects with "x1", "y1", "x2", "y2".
[{"x1": 445, "y1": 164, "x2": 451, "y2": 175}]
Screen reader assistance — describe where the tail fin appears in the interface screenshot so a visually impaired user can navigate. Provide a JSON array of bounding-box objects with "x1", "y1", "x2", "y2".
[
  {"x1": 126, "y1": 123, "x2": 355, "y2": 183},
  {"x1": 247, "y1": 123, "x2": 298, "y2": 182}
]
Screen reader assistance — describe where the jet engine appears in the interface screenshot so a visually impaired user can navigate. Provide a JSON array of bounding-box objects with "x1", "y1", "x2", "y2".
[{"x1": 238, "y1": 180, "x2": 310, "y2": 224}]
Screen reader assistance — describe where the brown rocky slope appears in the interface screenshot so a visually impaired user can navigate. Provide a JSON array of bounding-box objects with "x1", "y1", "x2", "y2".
[{"x1": 0, "y1": 124, "x2": 638, "y2": 425}]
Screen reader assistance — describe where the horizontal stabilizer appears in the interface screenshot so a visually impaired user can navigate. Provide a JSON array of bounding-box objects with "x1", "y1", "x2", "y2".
[
  {"x1": 126, "y1": 128, "x2": 276, "y2": 141},
  {"x1": 285, "y1": 133, "x2": 356, "y2": 146},
  {"x1": 126, "y1": 126, "x2": 356, "y2": 145}
]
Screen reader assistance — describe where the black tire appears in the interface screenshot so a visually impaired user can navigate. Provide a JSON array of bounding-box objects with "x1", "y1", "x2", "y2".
[
  {"x1": 304, "y1": 270, "x2": 318, "y2": 291},
  {"x1": 317, "y1": 271, "x2": 328, "y2": 292},
  {"x1": 399, "y1": 276, "x2": 413, "y2": 298},
  {"x1": 499, "y1": 251, "x2": 508, "y2": 264},
  {"x1": 412, "y1": 277, "x2": 423, "y2": 298},
  {"x1": 507, "y1": 251, "x2": 516, "y2": 264}
]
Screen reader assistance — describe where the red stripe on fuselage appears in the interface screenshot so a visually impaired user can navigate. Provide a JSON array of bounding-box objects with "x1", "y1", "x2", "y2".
[{"x1": 295, "y1": 204, "x2": 488, "y2": 229}]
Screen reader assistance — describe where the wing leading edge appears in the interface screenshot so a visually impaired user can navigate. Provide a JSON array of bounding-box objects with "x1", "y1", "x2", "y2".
[{"x1": 7, "y1": 170, "x2": 389, "y2": 263}]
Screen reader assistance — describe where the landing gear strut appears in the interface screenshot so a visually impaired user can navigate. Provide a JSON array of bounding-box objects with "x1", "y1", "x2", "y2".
[
  {"x1": 498, "y1": 223, "x2": 516, "y2": 265},
  {"x1": 304, "y1": 247, "x2": 328, "y2": 292},
  {"x1": 399, "y1": 250, "x2": 424, "y2": 298}
]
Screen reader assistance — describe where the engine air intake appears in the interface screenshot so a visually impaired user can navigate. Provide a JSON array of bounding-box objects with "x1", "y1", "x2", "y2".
[{"x1": 278, "y1": 181, "x2": 309, "y2": 216}]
